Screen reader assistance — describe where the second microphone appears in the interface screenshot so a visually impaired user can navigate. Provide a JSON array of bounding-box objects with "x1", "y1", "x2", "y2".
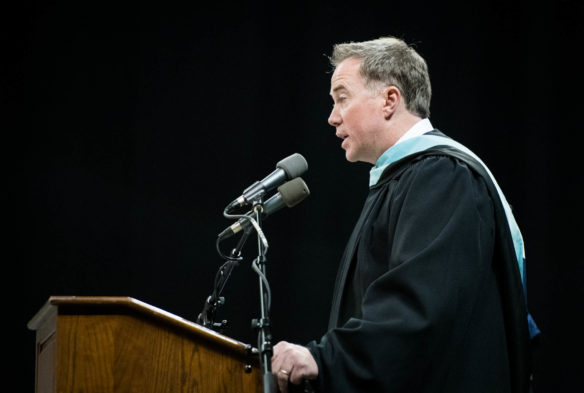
[{"x1": 218, "y1": 177, "x2": 310, "y2": 240}]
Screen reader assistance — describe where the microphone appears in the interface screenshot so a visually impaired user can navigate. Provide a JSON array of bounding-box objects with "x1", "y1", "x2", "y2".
[
  {"x1": 229, "y1": 153, "x2": 308, "y2": 208},
  {"x1": 219, "y1": 177, "x2": 310, "y2": 240}
]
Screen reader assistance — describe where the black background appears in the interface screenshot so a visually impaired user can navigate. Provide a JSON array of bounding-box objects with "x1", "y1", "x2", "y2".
[{"x1": 11, "y1": 0, "x2": 583, "y2": 392}]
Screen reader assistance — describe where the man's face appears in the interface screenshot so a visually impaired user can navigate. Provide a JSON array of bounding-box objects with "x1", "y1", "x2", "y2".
[{"x1": 328, "y1": 57, "x2": 386, "y2": 164}]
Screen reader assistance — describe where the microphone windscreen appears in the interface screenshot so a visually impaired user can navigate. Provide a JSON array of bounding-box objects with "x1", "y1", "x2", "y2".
[
  {"x1": 277, "y1": 153, "x2": 308, "y2": 179},
  {"x1": 278, "y1": 177, "x2": 310, "y2": 207}
]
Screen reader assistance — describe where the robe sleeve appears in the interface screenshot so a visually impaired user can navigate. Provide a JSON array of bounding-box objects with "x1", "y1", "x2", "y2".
[{"x1": 305, "y1": 156, "x2": 512, "y2": 393}]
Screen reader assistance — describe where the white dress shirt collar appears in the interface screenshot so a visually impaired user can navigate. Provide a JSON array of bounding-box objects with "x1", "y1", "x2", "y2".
[{"x1": 394, "y1": 118, "x2": 434, "y2": 146}]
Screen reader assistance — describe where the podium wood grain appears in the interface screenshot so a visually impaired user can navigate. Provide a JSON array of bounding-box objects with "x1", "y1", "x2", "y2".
[{"x1": 29, "y1": 296, "x2": 261, "y2": 393}]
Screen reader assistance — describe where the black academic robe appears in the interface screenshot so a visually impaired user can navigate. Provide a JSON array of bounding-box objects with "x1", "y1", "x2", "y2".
[{"x1": 306, "y1": 144, "x2": 531, "y2": 393}]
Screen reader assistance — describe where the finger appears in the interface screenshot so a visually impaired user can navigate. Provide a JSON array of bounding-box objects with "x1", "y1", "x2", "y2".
[
  {"x1": 271, "y1": 354, "x2": 286, "y2": 380},
  {"x1": 289, "y1": 363, "x2": 312, "y2": 385},
  {"x1": 271, "y1": 342, "x2": 295, "y2": 379},
  {"x1": 271, "y1": 341, "x2": 288, "y2": 364},
  {"x1": 288, "y1": 349, "x2": 318, "y2": 385},
  {"x1": 276, "y1": 367, "x2": 293, "y2": 393},
  {"x1": 289, "y1": 367, "x2": 303, "y2": 385},
  {"x1": 271, "y1": 344, "x2": 284, "y2": 375}
]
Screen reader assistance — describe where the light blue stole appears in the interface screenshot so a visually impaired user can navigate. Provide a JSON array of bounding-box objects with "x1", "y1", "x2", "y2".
[{"x1": 370, "y1": 133, "x2": 540, "y2": 338}]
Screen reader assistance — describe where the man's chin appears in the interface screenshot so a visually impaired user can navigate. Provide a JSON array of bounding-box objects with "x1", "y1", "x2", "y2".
[
  {"x1": 344, "y1": 151, "x2": 356, "y2": 162},
  {"x1": 344, "y1": 149, "x2": 359, "y2": 163},
  {"x1": 345, "y1": 151, "x2": 374, "y2": 164}
]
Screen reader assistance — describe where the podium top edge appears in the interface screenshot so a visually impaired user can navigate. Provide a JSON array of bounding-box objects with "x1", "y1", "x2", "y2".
[{"x1": 28, "y1": 296, "x2": 255, "y2": 357}]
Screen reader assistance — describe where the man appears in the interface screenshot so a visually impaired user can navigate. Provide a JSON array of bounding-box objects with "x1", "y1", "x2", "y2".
[{"x1": 271, "y1": 37, "x2": 533, "y2": 393}]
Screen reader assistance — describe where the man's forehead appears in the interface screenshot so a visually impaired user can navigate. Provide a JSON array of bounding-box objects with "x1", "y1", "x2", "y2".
[{"x1": 330, "y1": 58, "x2": 363, "y2": 95}]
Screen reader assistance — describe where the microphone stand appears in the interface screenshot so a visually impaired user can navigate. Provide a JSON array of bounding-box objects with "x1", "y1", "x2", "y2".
[
  {"x1": 197, "y1": 225, "x2": 253, "y2": 331},
  {"x1": 250, "y1": 201, "x2": 275, "y2": 393}
]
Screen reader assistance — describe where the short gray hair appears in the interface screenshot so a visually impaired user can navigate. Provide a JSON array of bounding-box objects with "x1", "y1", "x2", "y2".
[{"x1": 330, "y1": 36, "x2": 432, "y2": 118}]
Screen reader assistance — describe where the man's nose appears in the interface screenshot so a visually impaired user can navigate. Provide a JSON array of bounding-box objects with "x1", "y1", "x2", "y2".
[{"x1": 328, "y1": 107, "x2": 341, "y2": 127}]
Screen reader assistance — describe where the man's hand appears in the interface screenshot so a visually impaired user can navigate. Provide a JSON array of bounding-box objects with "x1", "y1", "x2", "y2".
[{"x1": 271, "y1": 341, "x2": 318, "y2": 393}]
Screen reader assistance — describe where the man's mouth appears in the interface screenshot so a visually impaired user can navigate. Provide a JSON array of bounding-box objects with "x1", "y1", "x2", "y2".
[
  {"x1": 341, "y1": 136, "x2": 349, "y2": 149},
  {"x1": 336, "y1": 130, "x2": 349, "y2": 148}
]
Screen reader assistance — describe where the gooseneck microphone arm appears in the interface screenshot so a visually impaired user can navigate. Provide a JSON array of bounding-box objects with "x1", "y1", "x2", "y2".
[{"x1": 196, "y1": 211, "x2": 255, "y2": 331}]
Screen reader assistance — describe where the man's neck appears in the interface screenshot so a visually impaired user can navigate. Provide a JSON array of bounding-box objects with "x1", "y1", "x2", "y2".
[
  {"x1": 376, "y1": 112, "x2": 424, "y2": 158},
  {"x1": 391, "y1": 113, "x2": 424, "y2": 143},
  {"x1": 394, "y1": 118, "x2": 433, "y2": 145}
]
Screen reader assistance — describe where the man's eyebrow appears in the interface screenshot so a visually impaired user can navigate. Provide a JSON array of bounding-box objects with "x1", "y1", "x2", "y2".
[{"x1": 330, "y1": 85, "x2": 348, "y2": 95}]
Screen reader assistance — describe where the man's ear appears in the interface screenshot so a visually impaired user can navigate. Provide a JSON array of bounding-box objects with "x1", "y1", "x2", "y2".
[{"x1": 382, "y1": 86, "x2": 401, "y2": 119}]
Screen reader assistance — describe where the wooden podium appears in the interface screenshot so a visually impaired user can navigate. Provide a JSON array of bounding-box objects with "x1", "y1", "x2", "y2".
[{"x1": 28, "y1": 296, "x2": 262, "y2": 393}]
